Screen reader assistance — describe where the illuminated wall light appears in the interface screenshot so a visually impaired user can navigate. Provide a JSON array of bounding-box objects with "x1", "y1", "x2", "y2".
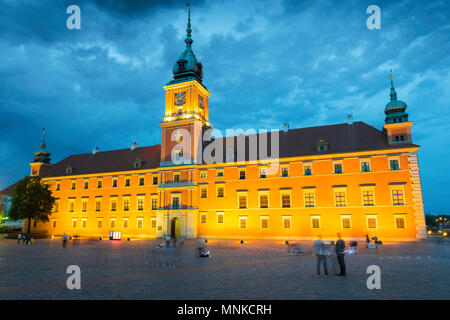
[{"x1": 240, "y1": 240, "x2": 244, "y2": 244}]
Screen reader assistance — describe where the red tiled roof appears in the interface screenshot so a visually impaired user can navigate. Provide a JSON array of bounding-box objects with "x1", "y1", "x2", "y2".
[
  {"x1": 0, "y1": 181, "x2": 20, "y2": 195},
  {"x1": 40, "y1": 145, "x2": 161, "y2": 178},
  {"x1": 37, "y1": 122, "x2": 419, "y2": 178}
]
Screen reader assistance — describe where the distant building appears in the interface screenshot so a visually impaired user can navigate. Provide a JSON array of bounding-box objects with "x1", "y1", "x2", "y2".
[
  {"x1": 6, "y1": 8, "x2": 426, "y2": 241},
  {"x1": 0, "y1": 182, "x2": 22, "y2": 230}
]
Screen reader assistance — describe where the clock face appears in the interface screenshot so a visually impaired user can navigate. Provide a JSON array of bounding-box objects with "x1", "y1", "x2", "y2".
[{"x1": 174, "y1": 92, "x2": 186, "y2": 106}]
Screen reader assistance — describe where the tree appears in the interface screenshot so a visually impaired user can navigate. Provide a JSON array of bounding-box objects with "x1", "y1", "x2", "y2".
[{"x1": 8, "y1": 176, "x2": 55, "y2": 235}]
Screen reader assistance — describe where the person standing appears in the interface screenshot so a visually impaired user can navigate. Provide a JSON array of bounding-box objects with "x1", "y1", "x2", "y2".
[
  {"x1": 314, "y1": 235, "x2": 328, "y2": 275},
  {"x1": 17, "y1": 233, "x2": 22, "y2": 245},
  {"x1": 62, "y1": 233, "x2": 67, "y2": 248},
  {"x1": 166, "y1": 234, "x2": 171, "y2": 248},
  {"x1": 335, "y1": 232, "x2": 346, "y2": 276}
]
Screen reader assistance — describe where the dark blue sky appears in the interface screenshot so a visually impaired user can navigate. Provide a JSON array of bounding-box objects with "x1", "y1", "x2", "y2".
[{"x1": 0, "y1": 0, "x2": 449, "y2": 213}]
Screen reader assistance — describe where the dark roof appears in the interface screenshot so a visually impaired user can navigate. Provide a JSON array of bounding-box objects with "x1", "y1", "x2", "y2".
[
  {"x1": 36, "y1": 122, "x2": 419, "y2": 178},
  {"x1": 40, "y1": 145, "x2": 161, "y2": 178},
  {"x1": 206, "y1": 121, "x2": 419, "y2": 163},
  {"x1": 0, "y1": 181, "x2": 19, "y2": 195}
]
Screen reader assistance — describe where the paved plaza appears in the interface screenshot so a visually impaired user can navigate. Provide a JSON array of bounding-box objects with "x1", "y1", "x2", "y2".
[{"x1": 0, "y1": 237, "x2": 448, "y2": 299}]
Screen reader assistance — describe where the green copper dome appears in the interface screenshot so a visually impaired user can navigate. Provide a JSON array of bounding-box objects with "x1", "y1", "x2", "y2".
[
  {"x1": 168, "y1": 8, "x2": 204, "y2": 85},
  {"x1": 384, "y1": 74, "x2": 409, "y2": 124},
  {"x1": 33, "y1": 128, "x2": 51, "y2": 164}
]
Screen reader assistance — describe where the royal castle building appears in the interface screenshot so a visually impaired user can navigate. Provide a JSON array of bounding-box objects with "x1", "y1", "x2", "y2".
[{"x1": 14, "y1": 10, "x2": 426, "y2": 241}]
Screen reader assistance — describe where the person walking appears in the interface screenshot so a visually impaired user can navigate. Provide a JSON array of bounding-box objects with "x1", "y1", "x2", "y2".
[
  {"x1": 365, "y1": 234, "x2": 370, "y2": 248},
  {"x1": 314, "y1": 235, "x2": 328, "y2": 275},
  {"x1": 335, "y1": 232, "x2": 346, "y2": 276},
  {"x1": 17, "y1": 233, "x2": 22, "y2": 245},
  {"x1": 166, "y1": 234, "x2": 171, "y2": 248},
  {"x1": 62, "y1": 233, "x2": 67, "y2": 248}
]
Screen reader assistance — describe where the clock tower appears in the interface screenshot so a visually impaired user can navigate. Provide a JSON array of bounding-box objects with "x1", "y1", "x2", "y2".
[{"x1": 160, "y1": 7, "x2": 211, "y2": 167}]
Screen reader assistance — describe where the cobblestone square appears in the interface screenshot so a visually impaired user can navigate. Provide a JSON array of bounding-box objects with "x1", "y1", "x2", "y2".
[{"x1": 0, "y1": 237, "x2": 448, "y2": 299}]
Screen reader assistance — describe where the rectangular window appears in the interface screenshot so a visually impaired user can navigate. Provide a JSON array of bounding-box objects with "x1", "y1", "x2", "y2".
[
  {"x1": 71, "y1": 182, "x2": 76, "y2": 190},
  {"x1": 72, "y1": 219, "x2": 77, "y2": 228},
  {"x1": 260, "y1": 216, "x2": 269, "y2": 229},
  {"x1": 125, "y1": 178, "x2": 130, "y2": 187},
  {"x1": 56, "y1": 183, "x2": 61, "y2": 191},
  {"x1": 123, "y1": 218, "x2": 128, "y2": 229},
  {"x1": 335, "y1": 191, "x2": 346, "y2": 207},
  {"x1": 82, "y1": 200, "x2": 88, "y2": 212},
  {"x1": 392, "y1": 189, "x2": 404, "y2": 205},
  {"x1": 123, "y1": 199, "x2": 130, "y2": 211},
  {"x1": 139, "y1": 177, "x2": 145, "y2": 186},
  {"x1": 112, "y1": 179, "x2": 117, "y2": 188},
  {"x1": 52, "y1": 220, "x2": 57, "y2": 228},
  {"x1": 395, "y1": 216, "x2": 406, "y2": 229},
  {"x1": 334, "y1": 163, "x2": 343, "y2": 174},
  {"x1": 97, "y1": 219, "x2": 103, "y2": 228},
  {"x1": 281, "y1": 167, "x2": 289, "y2": 177},
  {"x1": 95, "y1": 200, "x2": 101, "y2": 212},
  {"x1": 239, "y1": 195, "x2": 247, "y2": 209},
  {"x1": 84, "y1": 181, "x2": 89, "y2": 189},
  {"x1": 200, "y1": 213, "x2": 207, "y2": 224},
  {"x1": 151, "y1": 198, "x2": 157, "y2": 210},
  {"x1": 200, "y1": 171, "x2": 207, "y2": 179},
  {"x1": 217, "y1": 212, "x2": 224, "y2": 224},
  {"x1": 200, "y1": 187, "x2": 207, "y2": 198},
  {"x1": 137, "y1": 218, "x2": 143, "y2": 229},
  {"x1": 341, "y1": 216, "x2": 351, "y2": 229},
  {"x1": 69, "y1": 200, "x2": 75, "y2": 213},
  {"x1": 152, "y1": 176, "x2": 158, "y2": 185},
  {"x1": 281, "y1": 194, "x2": 291, "y2": 208},
  {"x1": 151, "y1": 218, "x2": 157, "y2": 228},
  {"x1": 111, "y1": 199, "x2": 117, "y2": 211},
  {"x1": 304, "y1": 165, "x2": 312, "y2": 176},
  {"x1": 172, "y1": 197, "x2": 180, "y2": 209},
  {"x1": 283, "y1": 216, "x2": 291, "y2": 229},
  {"x1": 216, "y1": 170, "x2": 224, "y2": 177},
  {"x1": 390, "y1": 159, "x2": 400, "y2": 171},
  {"x1": 217, "y1": 186, "x2": 224, "y2": 198},
  {"x1": 173, "y1": 173, "x2": 180, "y2": 182},
  {"x1": 367, "y1": 216, "x2": 377, "y2": 229},
  {"x1": 304, "y1": 192, "x2": 315, "y2": 207},
  {"x1": 137, "y1": 198, "x2": 144, "y2": 211},
  {"x1": 82, "y1": 218, "x2": 87, "y2": 229},
  {"x1": 239, "y1": 170, "x2": 246, "y2": 180},
  {"x1": 260, "y1": 194, "x2": 268, "y2": 208},
  {"x1": 260, "y1": 168, "x2": 267, "y2": 178},
  {"x1": 110, "y1": 218, "x2": 116, "y2": 229},
  {"x1": 363, "y1": 190, "x2": 375, "y2": 206},
  {"x1": 97, "y1": 180, "x2": 102, "y2": 188},
  {"x1": 361, "y1": 161, "x2": 371, "y2": 172},
  {"x1": 239, "y1": 216, "x2": 247, "y2": 229},
  {"x1": 311, "y1": 216, "x2": 320, "y2": 229},
  {"x1": 54, "y1": 200, "x2": 60, "y2": 213}
]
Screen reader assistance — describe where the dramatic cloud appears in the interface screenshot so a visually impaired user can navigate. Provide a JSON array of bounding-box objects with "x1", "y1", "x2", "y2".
[{"x1": 0, "y1": 0, "x2": 449, "y2": 213}]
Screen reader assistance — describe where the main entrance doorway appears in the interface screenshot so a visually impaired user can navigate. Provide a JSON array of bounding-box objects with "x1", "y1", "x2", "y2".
[{"x1": 170, "y1": 217, "x2": 181, "y2": 238}]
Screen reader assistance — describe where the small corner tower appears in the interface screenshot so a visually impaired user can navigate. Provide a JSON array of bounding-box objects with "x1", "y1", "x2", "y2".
[
  {"x1": 383, "y1": 72, "x2": 413, "y2": 145},
  {"x1": 30, "y1": 128, "x2": 51, "y2": 176},
  {"x1": 160, "y1": 5, "x2": 211, "y2": 166}
]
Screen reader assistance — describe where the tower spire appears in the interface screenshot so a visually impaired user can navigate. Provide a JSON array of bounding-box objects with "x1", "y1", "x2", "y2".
[
  {"x1": 41, "y1": 127, "x2": 47, "y2": 152},
  {"x1": 33, "y1": 127, "x2": 51, "y2": 164},
  {"x1": 185, "y1": 3, "x2": 193, "y2": 48},
  {"x1": 389, "y1": 70, "x2": 397, "y2": 101}
]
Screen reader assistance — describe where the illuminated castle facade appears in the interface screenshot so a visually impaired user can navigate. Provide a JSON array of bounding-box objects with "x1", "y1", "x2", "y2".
[{"x1": 24, "y1": 10, "x2": 426, "y2": 241}]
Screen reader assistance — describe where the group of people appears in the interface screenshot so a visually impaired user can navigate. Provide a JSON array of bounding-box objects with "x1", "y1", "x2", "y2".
[
  {"x1": 17, "y1": 233, "x2": 33, "y2": 245},
  {"x1": 165, "y1": 234, "x2": 178, "y2": 248},
  {"x1": 314, "y1": 232, "x2": 346, "y2": 276}
]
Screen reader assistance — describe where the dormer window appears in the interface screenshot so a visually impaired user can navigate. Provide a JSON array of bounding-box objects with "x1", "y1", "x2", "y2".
[
  {"x1": 66, "y1": 165, "x2": 73, "y2": 174},
  {"x1": 133, "y1": 158, "x2": 143, "y2": 169},
  {"x1": 315, "y1": 139, "x2": 329, "y2": 152},
  {"x1": 177, "y1": 60, "x2": 187, "y2": 70}
]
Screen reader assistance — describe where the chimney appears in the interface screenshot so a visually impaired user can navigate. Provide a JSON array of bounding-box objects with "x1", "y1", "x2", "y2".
[
  {"x1": 130, "y1": 142, "x2": 138, "y2": 150},
  {"x1": 283, "y1": 122, "x2": 289, "y2": 133},
  {"x1": 92, "y1": 147, "x2": 99, "y2": 155},
  {"x1": 347, "y1": 114, "x2": 353, "y2": 125}
]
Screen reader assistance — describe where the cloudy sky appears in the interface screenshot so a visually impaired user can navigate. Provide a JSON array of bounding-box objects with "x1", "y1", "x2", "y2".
[{"x1": 0, "y1": 0, "x2": 449, "y2": 213}]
